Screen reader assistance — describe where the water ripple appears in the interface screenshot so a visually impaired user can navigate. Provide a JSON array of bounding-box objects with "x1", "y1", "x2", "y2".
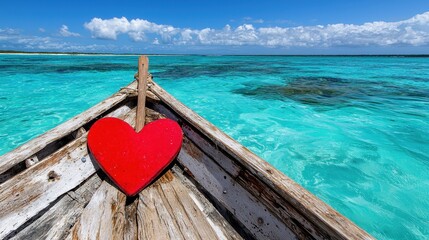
[{"x1": 1, "y1": 55, "x2": 428, "y2": 240}]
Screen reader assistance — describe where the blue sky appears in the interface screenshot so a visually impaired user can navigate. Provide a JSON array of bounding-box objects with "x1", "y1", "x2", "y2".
[{"x1": 1, "y1": 0, "x2": 429, "y2": 54}]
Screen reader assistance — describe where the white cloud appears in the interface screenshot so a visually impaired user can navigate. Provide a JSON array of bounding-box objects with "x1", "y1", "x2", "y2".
[
  {"x1": 84, "y1": 17, "x2": 179, "y2": 42},
  {"x1": 59, "y1": 25, "x2": 80, "y2": 37},
  {"x1": 84, "y1": 12, "x2": 429, "y2": 48},
  {"x1": 0, "y1": 28, "x2": 20, "y2": 35},
  {"x1": 84, "y1": 17, "x2": 129, "y2": 40}
]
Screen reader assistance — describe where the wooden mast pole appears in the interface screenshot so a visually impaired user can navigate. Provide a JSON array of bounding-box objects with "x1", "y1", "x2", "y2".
[{"x1": 136, "y1": 56, "x2": 148, "y2": 132}]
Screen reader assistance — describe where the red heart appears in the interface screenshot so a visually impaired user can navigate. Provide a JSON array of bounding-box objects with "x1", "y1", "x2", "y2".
[{"x1": 87, "y1": 117, "x2": 182, "y2": 196}]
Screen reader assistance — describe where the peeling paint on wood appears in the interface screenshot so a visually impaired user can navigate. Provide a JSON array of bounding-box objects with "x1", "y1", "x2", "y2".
[
  {"x1": 11, "y1": 175, "x2": 102, "y2": 240},
  {"x1": 0, "y1": 136, "x2": 95, "y2": 239},
  {"x1": 170, "y1": 166, "x2": 243, "y2": 240},
  {"x1": 178, "y1": 136, "x2": 297, "y2": 240}
]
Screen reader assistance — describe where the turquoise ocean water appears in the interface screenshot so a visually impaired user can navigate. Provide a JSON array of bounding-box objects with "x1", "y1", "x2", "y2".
[{"x1": 0, "y1": 54, "x2": 428, "y2": 239}]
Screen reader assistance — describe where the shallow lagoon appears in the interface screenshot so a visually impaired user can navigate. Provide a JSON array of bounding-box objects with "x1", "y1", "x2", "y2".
[{"x1": 0, "y1": 54, "x2": 428, "y2": 239}]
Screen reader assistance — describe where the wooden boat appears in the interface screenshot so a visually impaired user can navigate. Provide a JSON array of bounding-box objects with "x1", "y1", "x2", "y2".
[{"x1": 0, "y1": 57, "x2": 373, "y2": 240}]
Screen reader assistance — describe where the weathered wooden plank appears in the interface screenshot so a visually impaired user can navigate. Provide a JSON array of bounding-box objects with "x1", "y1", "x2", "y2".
[
  {"x1": 182, "y1": 124, "x2": 241, "y2": 177},
  {"x1": 11, "y1": 175, "x2": 102, "y2": 240},
  {"x1": 155, "y1": 172, "x2": 203, "y2": 239},
  {"x1": 149, "y1": 82, "x2": 373, "y2": 240},
  {"x1": 0, "y1": 162, "x2": 26, "y2": 185},
  {"x1": 136, "y1": 162, "x2": 242, "y2": 240},
  {"x1": 137, "y1": 169, "x2": 240, "y2": 240},
  {"x1": 0, "y1": 106, "x2": 135, "y2": 239},
  {"x1": 178, "y1": 137, "x2": 297, "y2": 240},
  {"x1": 124, "y1": 197, "x2": 138, "y2": 240},
  {"x1": 160, "y1": 171, "x2": 226, "y2": 239},
  {"x1": 137, "y1": 179, "x2": 185, "y2": 240},
  {"x1": 66, "y1": 181, "x2": 127, "y2": 240},
  {"x1": 136, "y1": 56, "x2": 149, "y2": 131},
  {"x1": 237, "y1": 169, "x2": 325, "y2": 239},
  {"x1": 168, "y1": 167, "x2": 243, "y2": 240},
  {"x1": 182, "y1": 123, "x2": 319, "y2": 238},
  {"x1": 0, "y1": 136, "x2": 95, "y2": 239},
  {"x1": 0, "y1": 81, "x2": 137, "y2": 176}
]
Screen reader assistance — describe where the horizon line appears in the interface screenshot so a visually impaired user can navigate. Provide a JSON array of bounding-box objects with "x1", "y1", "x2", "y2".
[{"x1": 1, "y1": 50, "x2": 429, "y2": 57}]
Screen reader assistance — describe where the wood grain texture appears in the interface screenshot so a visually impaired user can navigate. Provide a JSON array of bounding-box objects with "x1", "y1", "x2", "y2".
[
  {"x1": 0, "y1": 81, "x2": 137, "y2": 177},
  {"x1": 11, "y1": 175, "x2": 102, "y2": 240},
  {"x1": 137, "y1": 177, "x2": 184, "y2": 240},
  {"x1": 157, "y1": 171, "x2": 217, "y2": 239},
  {"x1": 137, "y1": 169, "x2": 243, "y2": 240},
  {"x1": 0, "y1": 106, "x2": 135, "y2": 239},
  {"x1": 170, "y1": 166, "x2": 243, "y2": 240},
  {"x1": 178, "y1": 137, "x2": 296, "y2": 240},
  {"x1": 123, "y1": 197, "x2": 138, "y2": 240},
  {"x1": 136, "y1": 56, "x2": 149, "y2": 132},
  {"x1": 0, "y1": 135, "x2": 96, "y2": 239},
  {"x1": 66, "y1": 181, "x2": 127, "y2": 240},
  {"x1": 149, "y1": 81, "x2": 373, "y2": 240},
  {"x1": 183, "y1": 123, "x2": 318, "y2": 238}
]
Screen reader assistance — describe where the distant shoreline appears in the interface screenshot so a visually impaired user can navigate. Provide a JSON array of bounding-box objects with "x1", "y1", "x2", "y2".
[
  {"x1": 0, "y1": 51, "x2": 141, "y2": 57},
  {"x1": 0, "y1": 52, "x2": 138, "y2": 57},
  {"x1": 0, "y1": 50, "x2": 185, "y2": 57},
  {"x1": 1, "y1": 50, "x2": 429, "y2": 57}
]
